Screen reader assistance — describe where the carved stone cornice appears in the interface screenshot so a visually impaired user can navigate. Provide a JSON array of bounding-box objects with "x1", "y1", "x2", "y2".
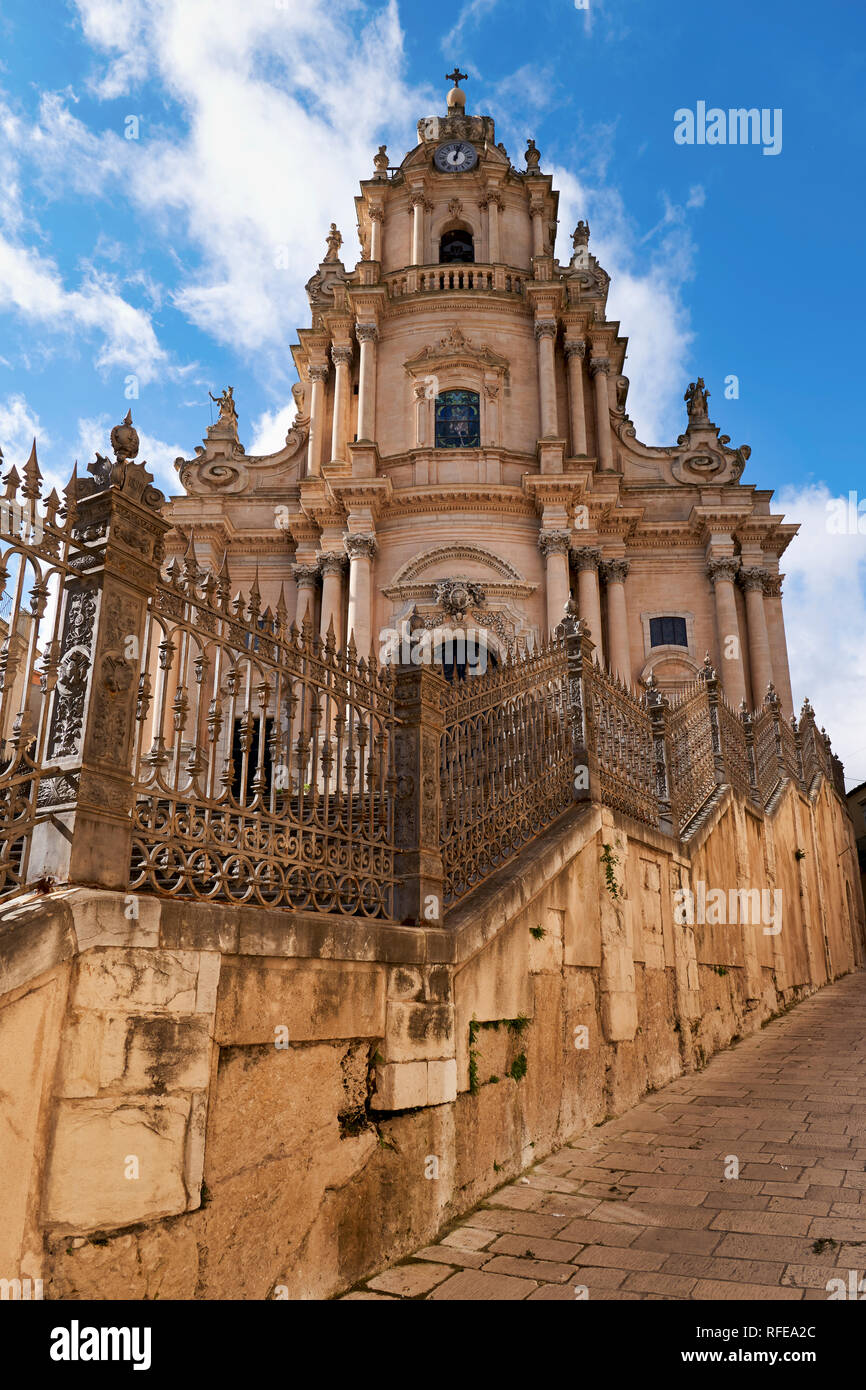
[
  {"x1": 345, "y1": 532, "x2": 378, "y2": 560},
  {"x1": 738, "y1": 565, "x2": 767, "y2": 593},
  {"x1": 570, "y1": 545, "x2": 602, "y2": 572},
  {"x1": 538, "y1": 530, "x2": 571, "y2": 557},
  {"x1": 706, "y1": 557, "x2": 740, "y2": 586},
  {"x1": 600, "y1": 558, "x2": 630, "y2": 584}
]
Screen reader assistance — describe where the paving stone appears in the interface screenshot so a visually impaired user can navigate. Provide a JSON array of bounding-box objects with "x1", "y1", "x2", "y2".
[
  {"x1": 485, "y1": 1233, "x2": 584, "y2": 1262},
  {"x1": 427, "y1": 1270, "x2": 537, "y2": 1300},
  {"x1": 481, "y1": 1254, "x2": 577, "y2": 1283},
  {"x1": 440, "y1": 1226, "x2": 497, "y2": 1251},
  {"x1": 691, "y1": 1279, "x2": 803, "y2": 1300},
  {"x1": 367, "y1": 1262, "x2": 453, "y2": 1296}
]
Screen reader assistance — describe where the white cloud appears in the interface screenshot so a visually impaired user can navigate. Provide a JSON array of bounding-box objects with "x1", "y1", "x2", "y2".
[
  {"x1": 775, "y1": 483, "x2": 866, "y2": 786},
  {"x1": 440, "y1": 0, "x2": 502, "y2": 54},
  {"x1": 0, "y1": 392, "x2": 48, "y2": 460},
  {"x1": 249, "y1": 403, "x2": 297, "y2": 458}
]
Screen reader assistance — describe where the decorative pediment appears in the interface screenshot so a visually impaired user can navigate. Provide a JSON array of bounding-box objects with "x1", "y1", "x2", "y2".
[
  {"x1": 389, "y1": 543, "x2": 526, "y2": 587},
  {"x1": 404, "y1": 324, "x2": 509, "y2": 376}
]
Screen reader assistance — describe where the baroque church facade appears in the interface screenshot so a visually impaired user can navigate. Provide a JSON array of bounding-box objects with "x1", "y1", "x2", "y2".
[{"x1": 167, "y1": 75, "x2": 796, "y2": 716}]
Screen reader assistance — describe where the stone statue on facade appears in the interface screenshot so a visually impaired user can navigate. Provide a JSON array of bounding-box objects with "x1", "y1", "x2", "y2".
[
  {"x1": 684, "y1": 377, "x2": 710, "y2": 422},
  {"x1": 324, "y1": 223, "x2": 343, "y2": 263},
  {"x1": 209, "y1": 386, "x2": 238, "y2": 428}
]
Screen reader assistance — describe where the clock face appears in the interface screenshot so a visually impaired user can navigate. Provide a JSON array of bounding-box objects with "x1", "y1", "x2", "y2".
[{"x1": 434, "y1": 140, "x2": 478, "y2": 173}]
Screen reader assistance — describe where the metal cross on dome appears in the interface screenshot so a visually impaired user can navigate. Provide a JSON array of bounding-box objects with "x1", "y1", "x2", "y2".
[{"x1": 446, "y1": 68, "x2": 468, "y2": 86}]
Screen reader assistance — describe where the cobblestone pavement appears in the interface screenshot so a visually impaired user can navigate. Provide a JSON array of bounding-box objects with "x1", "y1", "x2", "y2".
[{"x1": 344, "y1": 973, "x2": 866, "y2": 1301}]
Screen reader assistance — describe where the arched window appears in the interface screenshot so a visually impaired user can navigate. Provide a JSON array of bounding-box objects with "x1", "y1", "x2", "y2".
[
  {"x1": 435, "y1": 390, "x2": 480, "y2": 448},
  {"x1": 434, "y1": 637, "x2": 498, "y2": 682},
  {"x1": 439, "y1": 228, "x2": 474, "y2": 264}
]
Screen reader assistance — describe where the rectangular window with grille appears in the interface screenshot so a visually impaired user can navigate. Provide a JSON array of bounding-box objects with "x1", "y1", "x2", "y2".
[{"x1": 649, "y1": 615, "x2": 688, "y2": 648}]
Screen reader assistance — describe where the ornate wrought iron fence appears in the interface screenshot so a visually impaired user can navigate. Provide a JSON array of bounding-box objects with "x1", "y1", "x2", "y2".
[
  {"x1": 127, "y1": 545, "x2": 398, "y2": 917},
  {"x1": 667, "y1": 680, "x2": 716, "y2": 835},
  {"x1": 0, "y1": 434, "x2": 852, "y2": 916},
  {"x1": 0, "y1": 454, "x2": 80, "y2": 897},
  {"x1": 439, "y1": 636, "x2": 572, "y2": 906}
]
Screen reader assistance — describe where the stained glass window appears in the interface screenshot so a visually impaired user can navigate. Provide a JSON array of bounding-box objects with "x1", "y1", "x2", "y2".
[
  {"x1": 435, "y1": 389, "x2": 480, "y2": 448},
  {"x1": 649, "y1": 616, "x2": 688, "y2": 648}
]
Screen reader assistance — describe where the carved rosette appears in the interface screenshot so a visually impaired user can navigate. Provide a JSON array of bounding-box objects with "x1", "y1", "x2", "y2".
[
  {"x1": 706, "y1": 557, "x2": 740, "y2": 587},
  {"x1": 538, "y1": 530, "x2": 571, "y2": 558},
  {"x1": 433, "y1": 577, "x2": 485, "y2": 619},
  {"x1": 345, "y1": 533, "x2": 378, "y2": 561},
  {"x1": 601, "y1": 558, "x2": 630, "y2": 585}
]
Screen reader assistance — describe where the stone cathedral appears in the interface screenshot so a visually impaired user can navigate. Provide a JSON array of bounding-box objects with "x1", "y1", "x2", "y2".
[{"x1": 167, "y1": 74, "x2": 795, "y2": 716}]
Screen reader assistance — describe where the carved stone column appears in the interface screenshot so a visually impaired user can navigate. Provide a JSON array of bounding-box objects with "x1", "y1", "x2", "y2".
[
  {"x1": 318, "y1": 552, "x2": 346, "y2": 649},
  {"x1": 564, "y1": 338, "x2": 588, "y2": 455},
  {"x1": 707, "y1": 557, "x2": 747, "y2": 709},
  {"x1": 740, "y1": 565, "x2": 774, "y2": 709},
  {"x1": 355, "y1": 323, "x2": 378, "y2": 442},
  {"x1": 293, "y1": 563, "x2": 320, "y2": 629},
  {"x1": 481, "y1": 189, "x2": 502, "y2": 262},
  {"x1": 368, "y1": 206, "x2": 383, "y2": 262},
  {"x1": 29, "y1": 442, "x2": 171, "y2": 889},
  {"x1": 306, "y1": 362, "x2": 329, "y2": 478},
  {"x1": 409, "y1": 191, "x2": 431, "y2": 265},
  {"x1": 535, "y1": 319, "x2": 559, "y2": 438},
  {"x1": 763, "y1": 573, "x2": 794, "y2": 719},
  {"x1": 345, "y1": 533, "x2": 377, "y2": 659},
  {"x1": 538, "y1": 530, "x2": 572, "y2": 636},
  {"x1": 601, "y1": 558, "x2": 631, "y2": 682},
  {"x1": 529, "y1": 197, "x2": 546, "y2": 257},
  {"x1": 330, "y1": 345, "x2": 353, "y2": 464},
  {"x1": 589, "y1": 356, "x2": 614, "y2": 472},
  {"x1": 571, "y1": 545, "x2": 604, "y2": 665}
]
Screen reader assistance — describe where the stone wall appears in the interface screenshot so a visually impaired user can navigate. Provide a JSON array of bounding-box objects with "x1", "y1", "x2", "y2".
[{"x1": 1, "y1": 778, "x2": 862, "y2": 1300}]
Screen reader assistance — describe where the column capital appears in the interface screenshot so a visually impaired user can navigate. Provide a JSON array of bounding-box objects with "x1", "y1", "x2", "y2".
[
  {"x1": 368, "y1": 205, "x2": 384, "y2": 222},
  {"x1": 706, "y1": 556, "x2": 740, "y2": 586},
  {"x1": 529, "y1": 196, "x2": 545, "y2": 217},
  {"x1": 538, "y1": 529, "x2": 571, "y2": 556},
  {"x1": 345, "y1": 532, "x2": 378, "y2": 560},
  {"x1": 318, "y1": 551, "x2": 347, "y2": 577},
  {"x1": 589, "y1": 357, "x2": 611, "y2": 379},
  {"x1": 479, "y1": 189, "x2": 504, "y2": 210},
  {"x1": 355, "y1": 322, "x2": 379, "y2": 343},
  {"x1": 408, "y1": 190, "x2": 433, "y2": 211},
  {"x1": 308, "y1": 363, "x2": 330, "y2": 384},
  {"x1": 292, "y1": 563, "x2": 320, "y2": 591},
  {"x1": 534, "y1": 318, "x2": 557, "y2": 341},
  {"x1": 601, "y1": 557, "x2": 630, "y2": 584},
  {"x1": 330, "y1": 344, "x2": 353, "y2": 368},
  {"x1": 570, "y1": 544, "x2": 602, "y2": 572},
  {"x1": 564, "y1": 338, "x2": 586, "y2": 360},
  {"x1": 738, "y1": 565, "x2": 767, "y2": 593},
  {"x1": 763, "y1": 573, "x2": 783, "y2": 597}
]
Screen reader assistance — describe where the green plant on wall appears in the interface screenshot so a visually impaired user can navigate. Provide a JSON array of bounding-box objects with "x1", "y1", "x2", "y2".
[{"x1": 600, "y1": 843, "x2": 621, "y2": 900}]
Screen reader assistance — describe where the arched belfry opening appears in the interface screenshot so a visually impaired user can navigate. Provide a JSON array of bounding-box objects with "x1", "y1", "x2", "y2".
[{"x1": 439, "y1": 227, "x2": 474, "y2": 264}]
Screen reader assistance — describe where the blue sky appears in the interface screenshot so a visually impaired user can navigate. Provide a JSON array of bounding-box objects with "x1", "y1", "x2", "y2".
[{"x1": 0, "y1": 0, "x2": 864, "y2": 778}]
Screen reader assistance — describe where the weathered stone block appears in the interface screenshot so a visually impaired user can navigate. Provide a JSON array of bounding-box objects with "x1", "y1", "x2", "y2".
[
  {"x1": 73, "y1": 948, "x2": 213, "y2": 1016},
  {"x1": 427, "y1": 1059, "x2": 457, "y2": 1106},
  {"x1": 214, "y1": 957, "x2": 385, "y2": 1045},
  {"x1": 371, "y1": 1060, "x2": 428, "y2": 1110},
  {"x1": 43, "y1": 1096, "x2": 193, "y2": 1229}
]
